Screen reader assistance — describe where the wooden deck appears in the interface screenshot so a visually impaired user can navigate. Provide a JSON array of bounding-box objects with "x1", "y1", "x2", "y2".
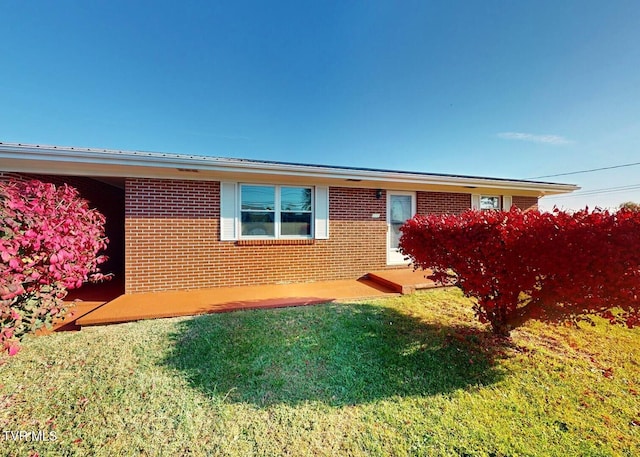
[
  {"x1": 76, "y1": 278, "x2": 395, "y2": 327},
  {"x1": 46, "y1": 267, "x2": 441, "y2": 330},
  {"x1": 366, "y1": 268, "x2": 438, "y2": 294}
]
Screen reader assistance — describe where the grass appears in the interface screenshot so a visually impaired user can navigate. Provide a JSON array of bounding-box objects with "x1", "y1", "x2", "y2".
[{"x1": 1, "y1": 288, "x2": 639, "y2": 456}]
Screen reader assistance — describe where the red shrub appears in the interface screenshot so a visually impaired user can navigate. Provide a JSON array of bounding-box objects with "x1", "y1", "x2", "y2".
[
  {"x1": 400, "y1": 207, "x2": 640, "y2": 336},
  {"x1": 1, "y1": 179, "x2": 109, "y2": 355}
]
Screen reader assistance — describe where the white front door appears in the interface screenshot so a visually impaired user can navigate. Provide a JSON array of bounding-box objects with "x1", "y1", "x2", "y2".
[{"x1": 387, "y1": 191, "x2": 416, "y2": 265}]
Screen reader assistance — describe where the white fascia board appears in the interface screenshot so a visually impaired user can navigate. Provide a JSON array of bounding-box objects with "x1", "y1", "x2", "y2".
[{"x1": 0, "y1": 143, "x2": 579, "y2": 195}]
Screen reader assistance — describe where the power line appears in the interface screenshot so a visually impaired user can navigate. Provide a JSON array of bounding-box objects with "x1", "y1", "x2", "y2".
[
  {"x1": 543, "y1": 183, "x2": 640, "y2": 199},
  {"x1": 569, "y1": 184, "x2": 640, "y2": 196},
  {"x1": 529, "y1": 161, "x2": 640, "y2": 179},
  {"x1": 545, "y1": 185, "x2": 640, "y2": 199}
]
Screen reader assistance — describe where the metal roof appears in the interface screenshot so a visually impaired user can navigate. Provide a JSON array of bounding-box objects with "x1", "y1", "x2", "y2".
[{"x1": 0, "y1": 141, "x2": 579, "y2": 195}]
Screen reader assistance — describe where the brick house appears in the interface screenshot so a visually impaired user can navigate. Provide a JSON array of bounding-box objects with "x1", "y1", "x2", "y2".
[{"x1": 0, "y1": 142, "x2": 577, "y2": 294}]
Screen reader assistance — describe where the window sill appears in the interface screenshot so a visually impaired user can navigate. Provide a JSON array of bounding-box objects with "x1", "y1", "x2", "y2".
[{"x1": 235, "y1": 239, "x2": 315, "y2": 246}]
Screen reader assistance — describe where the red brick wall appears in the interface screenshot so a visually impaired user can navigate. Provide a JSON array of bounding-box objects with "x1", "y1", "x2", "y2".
[
  {"x1": 125, "y1": 180, "x2": 393, "y2": 293},
  {"x1": 124, "y1": 180, "x2": 545, "y2": 293},
  {"x1": 415, "y1": 191, "x2": 538, "y2": 213},
  {"x1": 125, "y1": 179, "x2": 219, "y2": 293},
  {"x1": 0, "y1": 172, "x2": 27, "y2": 182},
  {"x1": 512, "y1": 196, "x2": 539, "y2": 211},
  {"x1": 417, "y1": 191, "x2": 471, "y2": 215}
]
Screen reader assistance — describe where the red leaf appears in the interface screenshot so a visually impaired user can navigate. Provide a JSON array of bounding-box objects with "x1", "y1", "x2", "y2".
[{"x1": 399, "y1": 206, "x2": 640, "y2": 335}]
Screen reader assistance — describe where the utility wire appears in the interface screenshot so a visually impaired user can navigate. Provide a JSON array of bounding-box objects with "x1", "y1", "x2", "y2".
[
  {"x1": 544, "y1": 183, "x2": 640, "y2": 199},
  {"x1": 529, "y1": 161, "x2": 640, "y2": 179}
]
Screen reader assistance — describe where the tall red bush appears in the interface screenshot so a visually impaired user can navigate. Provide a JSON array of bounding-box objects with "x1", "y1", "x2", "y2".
[
  {"x1": 1, "y1": 179, "x2": 109, "y2": 355},
  {"x1": 400, "y1": 207, "x2": 640, "y2": 336}
]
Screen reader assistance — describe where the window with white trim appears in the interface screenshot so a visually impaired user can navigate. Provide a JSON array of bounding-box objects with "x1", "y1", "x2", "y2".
[
  {"x1": 480, "y1": 195, "x2": 500, "y2": 211},
  {"x1": 240, "y1": 185, "x2": 313, "y2": 238}
]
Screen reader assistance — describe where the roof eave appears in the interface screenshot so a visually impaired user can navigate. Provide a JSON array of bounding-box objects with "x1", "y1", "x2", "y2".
[{"x1": 0, "y1": 143, "x2": 579, "y2": 196}]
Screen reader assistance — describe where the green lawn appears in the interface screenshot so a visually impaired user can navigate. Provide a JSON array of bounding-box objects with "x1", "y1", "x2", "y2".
[{"x1": 1, "y1": 288, "x2": 638, "y2": 456}]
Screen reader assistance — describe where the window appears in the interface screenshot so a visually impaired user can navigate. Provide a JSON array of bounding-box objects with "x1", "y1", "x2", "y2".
[
  {"x1": 280, "y1": 187, "x2": 313, "y2": 236},
  {"x1": 480, "y1": 195, "x2": 500, "y2": 211},
  {"x1": 240, "y1": 185, "x2": 313, "y2": 238},
  {"x1": 220, "y1": 183, "x2": 328, "y2": 241}
]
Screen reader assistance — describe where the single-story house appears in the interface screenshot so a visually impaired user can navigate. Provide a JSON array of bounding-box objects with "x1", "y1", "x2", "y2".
[{"x1": 0, "y1": 142, "x2": 578, "y2": 295}]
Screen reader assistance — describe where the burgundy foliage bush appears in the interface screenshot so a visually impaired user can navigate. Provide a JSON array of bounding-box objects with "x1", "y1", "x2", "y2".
[
  {"x1": 400, "y1": 207, "x2": 640, "y2": 336},
  {"x1": 1, "y1": 179, "x2": 109, "y2": 355}
]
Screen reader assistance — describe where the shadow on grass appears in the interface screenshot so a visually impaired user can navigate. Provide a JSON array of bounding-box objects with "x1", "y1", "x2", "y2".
[{"x1": 162, "y1": 302, "x2": 507, "y2": 407}]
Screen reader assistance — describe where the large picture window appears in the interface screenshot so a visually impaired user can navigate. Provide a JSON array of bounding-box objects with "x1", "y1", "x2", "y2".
[{"x1": 240, "y1": 185, "x2": 313, "y2": 238}]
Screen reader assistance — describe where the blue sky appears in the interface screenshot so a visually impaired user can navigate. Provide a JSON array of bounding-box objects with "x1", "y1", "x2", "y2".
[{"x1": 1, "y1": 1, "x2": 639, "y2": 210}]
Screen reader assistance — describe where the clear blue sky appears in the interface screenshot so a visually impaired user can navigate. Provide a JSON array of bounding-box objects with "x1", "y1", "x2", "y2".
[{"x1": 2, "y1": 1, "x2": 639, "y2": 210}]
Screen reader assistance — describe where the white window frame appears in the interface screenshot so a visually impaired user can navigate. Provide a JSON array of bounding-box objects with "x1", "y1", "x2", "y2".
[{"x1": 239, "y1": 184, "x2": 314, "y2": 239}]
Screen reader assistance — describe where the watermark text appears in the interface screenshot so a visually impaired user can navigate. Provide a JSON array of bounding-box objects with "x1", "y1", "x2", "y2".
[{"x1": 2, "y1": 430, "x2": 58, "y2": 442}]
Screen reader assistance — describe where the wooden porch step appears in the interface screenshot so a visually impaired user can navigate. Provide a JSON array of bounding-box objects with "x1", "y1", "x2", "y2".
[{"x1": 366, "y1": 268, "x2": 440, "y2": 295}]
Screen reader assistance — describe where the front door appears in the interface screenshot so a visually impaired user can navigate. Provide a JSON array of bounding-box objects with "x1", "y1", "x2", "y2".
[{"x1": 387, "y1": 191, "x2": 416, "y2": 265}]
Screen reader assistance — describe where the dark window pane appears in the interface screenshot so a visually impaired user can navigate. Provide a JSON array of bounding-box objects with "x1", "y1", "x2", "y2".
[
  {"x1": 241, "y1": 211, "x2": 275, "y2": 236},
  {"x1": 281, "y1": 212, "x2": 312, "y2": 236},
  {"x1": 281, "y1": 187, "x2": 312, "y2": 211},
  {"x1": 242, "y1": 185, "x2": 275, "y2": 211}
]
